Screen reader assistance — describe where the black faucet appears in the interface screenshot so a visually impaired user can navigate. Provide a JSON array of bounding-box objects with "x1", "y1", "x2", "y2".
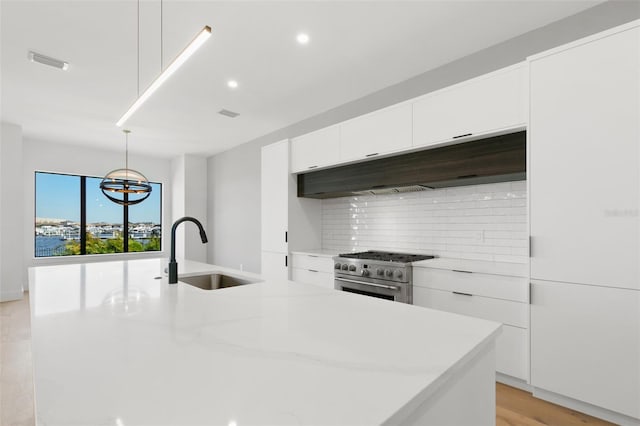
[{"x1": 168, "y1": 216, "x2": 208, "y2": 284}]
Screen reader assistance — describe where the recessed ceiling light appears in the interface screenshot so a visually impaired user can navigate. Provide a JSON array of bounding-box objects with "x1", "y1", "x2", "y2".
[
  {"x1": 296, "y1": 33, "x2": 310, "y2": 45},
  {"x1": 227, "y1": 80, "x2": 238, "y2": 89}
]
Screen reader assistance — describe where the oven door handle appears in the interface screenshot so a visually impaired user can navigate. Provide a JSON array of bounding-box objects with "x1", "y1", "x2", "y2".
[{"x1": 335, "y1": 277, "x2": 401, "y2": 291}]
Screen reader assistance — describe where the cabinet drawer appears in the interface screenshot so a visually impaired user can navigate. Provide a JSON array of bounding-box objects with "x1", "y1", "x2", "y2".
[
  {"x1": 413, "y1": 287, "x2": 528, "y2": 328},
  {"x1": 413, "y1": 268, "x2": 528, "y2": 303},
  {"x1": 292, "y1": 268, "x2": 334, "y2": 290},
  {"x1": 291, "y1": 254, "x2": 334, "y2": 273},
  {"x1": 496, "y1": 325, "x2": 528, "y2": 381}
]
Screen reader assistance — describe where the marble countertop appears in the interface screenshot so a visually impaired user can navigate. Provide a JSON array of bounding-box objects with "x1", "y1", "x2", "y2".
[{"x1": 28, "y1": 258, "x2": 500, "y2": 425}]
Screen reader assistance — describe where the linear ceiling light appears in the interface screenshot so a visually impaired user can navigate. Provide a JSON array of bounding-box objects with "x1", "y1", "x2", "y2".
[{"x1": 116, "y1": 25, "x2": 212, "y2": 127}]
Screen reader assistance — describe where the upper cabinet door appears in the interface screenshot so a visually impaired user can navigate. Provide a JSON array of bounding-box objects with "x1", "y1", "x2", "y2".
[
  {"x1": 339, "y1": 103, "x2": 412, "y2": 162},
  {"x1": 261, "y1": 140, "x2": 289, "y2": 253},
  {"x1": 290, "y1": 125, "x2": 340, "y2": 173},
  {"x1": 413, "y1": 65, "x2": 525, "y2": 148},
  {"x1": 529, "y1": 25, "x2": 639, "y2": 289}
]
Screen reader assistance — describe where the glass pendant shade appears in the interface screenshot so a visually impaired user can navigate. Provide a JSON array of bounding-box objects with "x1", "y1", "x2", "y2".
[{"x1": 100, "y1": 130, "x2": 152, "y2": 206}]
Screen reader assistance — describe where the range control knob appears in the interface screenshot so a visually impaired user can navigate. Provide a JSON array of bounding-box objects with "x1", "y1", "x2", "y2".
[
  {"x1": 361, "y1": 269, "x2": 370, "y2": 277},
  {"x1": 334, "y1": 263, "x2": 341, "y2": 269},
  {"x1": 348, "y1": 264, "x2": 357, "y2": 272},
  {"x1": 385, "y1": 269, "x2": 393, "y2": 277},
  {"x1": 341, "y1": 264, "x2": 348, "y2": 271},
  {"x1": 376, "y1": 268, "x2": 384, "y2": 276},
  {"x1": 395, "y1": 270, "x2": 403, "y2": 279}
]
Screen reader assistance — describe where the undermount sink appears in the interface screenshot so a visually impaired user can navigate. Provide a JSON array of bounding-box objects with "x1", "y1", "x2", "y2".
[{"x1": 179, "y1": 273, "x2": 259, "y2": 290}]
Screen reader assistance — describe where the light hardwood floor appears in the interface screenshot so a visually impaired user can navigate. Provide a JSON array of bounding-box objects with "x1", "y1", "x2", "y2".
[
  {"x1": 0, "y1": 295, "x2": 617, "y2": 426},
  {"x1": 0, "y1": 295, "x2": 34, "y2": 426},
  {"x1": 496, "y1": 383, "x2": 615, "y2": 426}
]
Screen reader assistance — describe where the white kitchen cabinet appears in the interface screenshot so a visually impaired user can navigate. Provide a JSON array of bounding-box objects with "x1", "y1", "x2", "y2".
[
  {"x1": 261, "y1": 140, "x2": 289, "y2": 280},
  {"x1": 339, "y1": 103, "x2": 412, "y2": 162},
  {"x1": 495, "y1": 325, "x2": 528, "y2": 381},
  {"x1": 413, "y1": 263, "x2": 529, "y2": 382},
  {"x1": 413, "y1": 287, "x2": 528, "y2": 329},
  {"x1": 528, "y1": 21, "x2": 640, "y2": 423},
  {"x1": 530, "y1": 280, "x2": 640, "y2": 420},
  {"x1": 529, "y1": 24, "x2": 639, "y2": 290},
  {"x1": 261, "y1": 140, "x2": 322, "y2": 281},
  {"x1": 291, "y1": 253, "x2": 334, "y2": 272},
  {"x1": 291, "y1": 268, "x2": 333, "y2": 289},
  {"x1": 413, "y1": 64, "x2": 525, "y2": 148},
  {"x1": 291, "y1": 253, "x2": 335, "y2": 289},
  {"x1": 261, "y1": 251, "x2": 289, "y2": 281},
  {"x1": 291, "y1": 64, "x2": 525, "y2": 175},
  {"x1": 261, "y1": 140, "x2": 288, "y2": 255},
  {"x1": 290, "y1": 125, "x2": 340, "y2": 173},
  {"x1": 413, "y1": 267, "x2": 529, "y2": 303}
]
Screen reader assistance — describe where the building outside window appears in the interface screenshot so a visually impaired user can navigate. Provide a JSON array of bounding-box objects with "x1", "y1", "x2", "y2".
[{"x1": 34, "y1": 171, "x2": 162, "y2": 257}]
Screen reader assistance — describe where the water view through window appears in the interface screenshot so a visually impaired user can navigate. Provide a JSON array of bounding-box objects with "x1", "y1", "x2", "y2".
[{"x1": 35, "y1": 171, "x2": 162, "y2": 257}]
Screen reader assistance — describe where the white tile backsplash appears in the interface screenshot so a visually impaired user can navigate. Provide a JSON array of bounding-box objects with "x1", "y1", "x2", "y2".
[{"x1": 322, "y1": 181, "x2": 529, "y2": 262}]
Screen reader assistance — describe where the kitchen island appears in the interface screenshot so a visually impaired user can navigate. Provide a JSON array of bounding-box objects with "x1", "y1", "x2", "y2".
[{"x1": 29, "y1": 258, "x2": 501, "y2": 425}]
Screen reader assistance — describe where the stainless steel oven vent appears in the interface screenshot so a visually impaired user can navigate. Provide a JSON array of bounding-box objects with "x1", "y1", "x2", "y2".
[{"x1": 353, "y1": 184, "x2": 433, "y2": 196}]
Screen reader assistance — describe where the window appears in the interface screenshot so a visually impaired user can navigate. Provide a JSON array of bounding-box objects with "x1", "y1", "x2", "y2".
[{"x1": 35, "y1": 171, "x2": 162, "y2": 257}]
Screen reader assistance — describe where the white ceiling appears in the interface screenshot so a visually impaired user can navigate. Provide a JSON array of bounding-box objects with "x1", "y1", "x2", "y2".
[{"x1": 1, "y1": 0, "x2": 602, "y2": 158}]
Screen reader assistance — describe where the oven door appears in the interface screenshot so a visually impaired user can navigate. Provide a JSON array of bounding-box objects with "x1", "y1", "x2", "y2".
[{"x1": 334, "y1": 276, "x2": 411, "y2": 304}]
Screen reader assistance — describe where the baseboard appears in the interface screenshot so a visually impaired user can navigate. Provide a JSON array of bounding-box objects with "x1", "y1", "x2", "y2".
[
  {"x1": 496, "y1": 373, "x2": 531, "y2": 392},
  {"x1": 0, "y1": 290, "x2": 24, "y2": 302},
  {"x1": 533, "y1": 387, "x2": 640, "y2": 426}
]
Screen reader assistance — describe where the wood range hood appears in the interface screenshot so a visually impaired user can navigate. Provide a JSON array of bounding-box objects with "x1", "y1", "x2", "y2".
[{"x1": 297, "y1": 131, "x2": 526, "y2": 199}]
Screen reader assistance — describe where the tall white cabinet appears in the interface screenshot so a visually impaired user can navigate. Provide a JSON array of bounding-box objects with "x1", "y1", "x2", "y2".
[
  {"x1": 261, "y1": 140, "x2": 322, "y2": 281},
  {"x1": 261, "y1": 140, "x2": 289, "y2": 280},
  {"x1": 529, "y1": 21, "x2": 640, "y2": 422}
]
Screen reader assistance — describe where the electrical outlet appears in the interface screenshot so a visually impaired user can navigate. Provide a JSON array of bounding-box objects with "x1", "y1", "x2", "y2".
[
  {"x1": 239, "y1": 263, "x2": 244, "y2": 271},
  {"x1": 473, "y1": 231, "x2": 484, "y2": 242}
]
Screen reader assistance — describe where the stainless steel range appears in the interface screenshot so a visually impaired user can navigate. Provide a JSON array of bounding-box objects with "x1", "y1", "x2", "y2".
[{"x1": 333, "y1": 251, "x2": 435, "y2": 304}]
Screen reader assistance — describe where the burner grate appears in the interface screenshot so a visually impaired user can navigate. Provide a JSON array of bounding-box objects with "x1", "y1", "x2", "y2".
[{"x1": 339, "y1": 250, "x2": 434, "y2": 263}]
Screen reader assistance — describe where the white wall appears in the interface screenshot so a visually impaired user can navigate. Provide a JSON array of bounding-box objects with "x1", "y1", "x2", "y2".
[
  {"x1": 171, "y1": 154, "x2": 208, "y2": 262},
  {"x1": 184, "y1": 156, "x2": 208, "y2": 262},
  {"x1": 207, "y1": 139, "x2": 261, "y2": 273},
  {"x1": 22, "y1": 138, "x2": 172, "y2": 273},
  {"x1": 1, "y1": 122, "x2": 25, "y2": 301},
  {"x1": 322, "y1": 181, "x2": 528, "y2": 263},
  {"x1": 171, "y1": 156, "x2": 186, "y2": 259},
  {"x1": 207, "y1": 2, "x2": 639, "y2": 274}
]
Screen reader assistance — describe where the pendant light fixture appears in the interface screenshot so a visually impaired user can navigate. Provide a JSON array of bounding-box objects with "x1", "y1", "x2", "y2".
[
  {"x1": 116, "y1": 0, "x2": 211, "y2": 127},
  {"x1": 100, "y1": 129, "x2": 152, "y2": 206}
]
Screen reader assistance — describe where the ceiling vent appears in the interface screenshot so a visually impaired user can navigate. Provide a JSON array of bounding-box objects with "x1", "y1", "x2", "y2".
[
  {"x1": 28, "y1": 51, "x2": 69, "y2": 71},
  {"x1": 218, "y1": 109, "x2": 240, "y2": 118}
]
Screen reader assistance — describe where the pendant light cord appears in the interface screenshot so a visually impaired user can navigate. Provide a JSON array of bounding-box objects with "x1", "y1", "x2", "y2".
[
  {"x1": 137, "y1": 0, "x2": 140, "y2": 97},
  {"x1": 125, "y1": 132, "x2": 129, "y2": 172},
  {"x1": 160, "y1": 0, "x2": 164, "y2": 71}
]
